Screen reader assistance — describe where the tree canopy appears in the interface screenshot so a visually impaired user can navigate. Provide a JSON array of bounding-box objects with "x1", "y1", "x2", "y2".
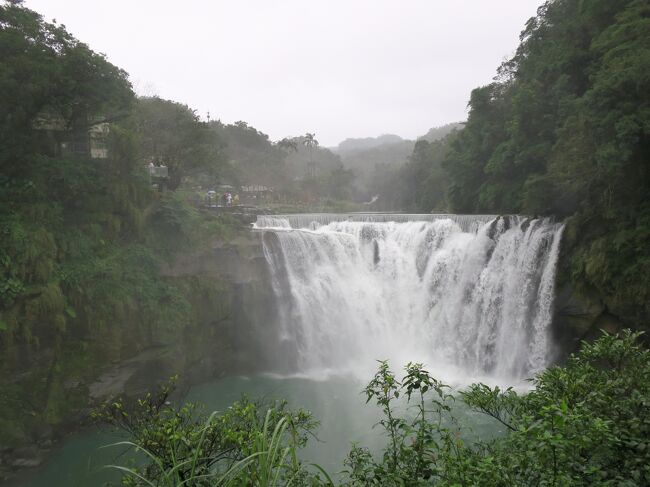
[
  {"x1": 0, "y1": 3, "x2": 133, "y2": 172},
  {"x1": 134, "y1": 97, "x2": 223, "y2": 190},
  {"x1": 402, "y1": 0, "x2": 649, "y2": 326}
]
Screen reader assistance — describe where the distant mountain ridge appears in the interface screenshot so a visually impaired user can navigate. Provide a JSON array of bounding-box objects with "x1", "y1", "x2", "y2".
[
  {"x1": 335, "y1": 122, "x2": 463, "y2": 174},
  {"x1": 335, "y1": 134, "x2": 404, "y2": 154}
]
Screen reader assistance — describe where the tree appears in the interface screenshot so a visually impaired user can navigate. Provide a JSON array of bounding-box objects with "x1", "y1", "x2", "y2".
[
  {"x1": 277, "y1": 137, "x2": 298, "y2": 153},
  {"x1": 133, "y1": 97, "x2": 223, "y2": 190},
  {"x1": 0, "y1": 2, "x2": 133, "y2": 174},
  {"x1": 346, "y1": 330, "x2": 650, "y2": 486},
  {"x1": 303, "y1": 132, "x2": 319, "y2": 178},
  {"x1": 441, "y1": 0, "x2": 650, "y2": 326},
  {"x1": 210, "y1": 121, "x2": 289, "y2": 188}
]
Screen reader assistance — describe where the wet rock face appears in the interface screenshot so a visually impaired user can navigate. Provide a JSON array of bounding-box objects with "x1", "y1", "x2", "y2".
[
  {"x1": 11, "y1": 457, "x2": 42, "y2": 469},
  {"x1": 555, "y1": 284, "x2": 605, "y2": 331},
  {"x1": 552, "y1": 282, "x2": 625, "y2": 354},
  {"x1": 1, "y1": 227, "x2": 273, "y2": 481},
  {"x1": 161, "y1": 230, "x2": 268, "y2": 284},
  {"x1": 1, "y1": 446, "x2": 44, "y2": 480},
  {"x1": 158, "y1": 229, "x2": 277, "y2": 373},
  {"x1": 551, "y1": 215, "x2": 648, "y2": 353},
  {"x1": 93, "y1": 229, "x2": 273, "y2": 400},
  {"x1": 88, "y1": 347, "x2": 178, "y2": 402}
]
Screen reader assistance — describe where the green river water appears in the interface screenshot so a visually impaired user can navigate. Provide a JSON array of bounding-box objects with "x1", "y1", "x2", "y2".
[{"x1": 12, "y1": 375, "x2": 503, "y2": 486}]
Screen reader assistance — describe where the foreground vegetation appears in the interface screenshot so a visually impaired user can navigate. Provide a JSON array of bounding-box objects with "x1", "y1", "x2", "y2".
[{"x1": 98, "y1": 331, "x2": 650, "y2": 486}]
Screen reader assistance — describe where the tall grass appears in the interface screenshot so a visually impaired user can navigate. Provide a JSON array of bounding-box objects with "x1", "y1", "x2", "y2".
[{"x1": 103, "y1": 408, "x2": 334, "y2": 486}]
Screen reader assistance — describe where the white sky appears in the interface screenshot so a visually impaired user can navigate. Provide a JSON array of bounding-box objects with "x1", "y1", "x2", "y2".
[{"x1": 25, "y1": 0, "x2": 541, "y2": 146}]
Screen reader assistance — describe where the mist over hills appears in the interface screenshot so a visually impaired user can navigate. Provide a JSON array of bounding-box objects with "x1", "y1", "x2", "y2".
[
  {"x1": 335, "y1": 122, "x2": 463, "y2": 171},
  {"x1": 335, "y1": 134, "x2": 405, "y2": 154}
]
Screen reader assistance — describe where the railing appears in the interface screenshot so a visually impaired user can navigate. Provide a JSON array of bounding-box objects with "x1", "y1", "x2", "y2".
[{"x1": 149, "y1": 166, "x2": 168, "y2": 178}]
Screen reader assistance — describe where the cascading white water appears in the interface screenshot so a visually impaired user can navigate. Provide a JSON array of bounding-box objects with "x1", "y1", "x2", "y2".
[{"x1": 256, "y1": 214, "x2": 564, "y2": 384}]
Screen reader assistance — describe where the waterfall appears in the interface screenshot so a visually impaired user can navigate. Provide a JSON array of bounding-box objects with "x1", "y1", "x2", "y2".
[{"x1": 256, "y1": 214, "x2": 564, "y2": 383}]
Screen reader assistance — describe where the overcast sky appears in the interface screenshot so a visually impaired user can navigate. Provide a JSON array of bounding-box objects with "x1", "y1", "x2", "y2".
[{"x1": 26, "y1": 0, "x2": 541, "y2": 146}]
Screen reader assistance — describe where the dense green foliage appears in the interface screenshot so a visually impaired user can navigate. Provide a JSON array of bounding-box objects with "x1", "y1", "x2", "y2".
[
  {"x1": 444, "y1": 0, "x2": 649, "y2": 217},
  {"x1": 364, "y1": 133, "x2": 458, "y2": 212},
  {"x1": 346, "y1": 330, "x2": 650, "y2": 486},
  {"x1": 0, "y1": 2, "x2": 235, "y2": 452},
  {"x1": 0, "y1": 2, "x2": 132, "y2": 168},
  {"x1": 103, "y1": 331, "x2": 650, "y2": 486},
  {"x1": 208, "y1": 123, "x2": 356, "y2": 204},
  {"x1": 282, "y1": 134, "x2": 355, "y2": 203},
  {"x1": 209, "y1": 120, "x2": 288, "y2": 189},
  {"x1": 398, "y1": 0, "x2": 649, "y2": 327},
  {"x1": 0, "y1": 0, "x2": 358, "y2": 458},
  {"x1": 134, "y1": 98, "x2": 224, "y2": 190},
  {"x1": 95, "y1": 380, "x2": 330, "y2": 486},
  {"x1": 1, "y1": 0, "x2": 138, "y2": 373}
]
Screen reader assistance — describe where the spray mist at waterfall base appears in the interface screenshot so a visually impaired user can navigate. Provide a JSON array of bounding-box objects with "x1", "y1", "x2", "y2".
[{"x1": 257, "y1": 214, "x2": 564, "y2": 387}]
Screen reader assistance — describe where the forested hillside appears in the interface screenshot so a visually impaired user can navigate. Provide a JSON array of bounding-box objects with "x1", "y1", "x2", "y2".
[
  {"x1": 360, "y1": 125, "x2": 461, "y2": 209},
  {"x1": 406, "y1": 0, "x2": 649, "y2": 330},
  {"x1": 338, "y1": 124, "x2": 461, "y2": 205},
  {"x1": 0, "y1": 2, "x2": 367, "y2": 459},
  {"x1": 0, "y1": 3, "x2": 257, "y2": 457}
]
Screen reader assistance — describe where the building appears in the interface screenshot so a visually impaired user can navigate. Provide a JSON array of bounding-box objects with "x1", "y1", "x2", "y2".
[
  {"x1": 241, "y1": 184, "x2": 273, "y2": 204},
  {"x1": 33, "y1": 113, "x2": 111, "y2": 159}
]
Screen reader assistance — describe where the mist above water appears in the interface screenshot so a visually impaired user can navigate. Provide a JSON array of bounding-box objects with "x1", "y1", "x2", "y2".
[{"x1": 257, "y1": 214, "x2": 564, "y2": 385}]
